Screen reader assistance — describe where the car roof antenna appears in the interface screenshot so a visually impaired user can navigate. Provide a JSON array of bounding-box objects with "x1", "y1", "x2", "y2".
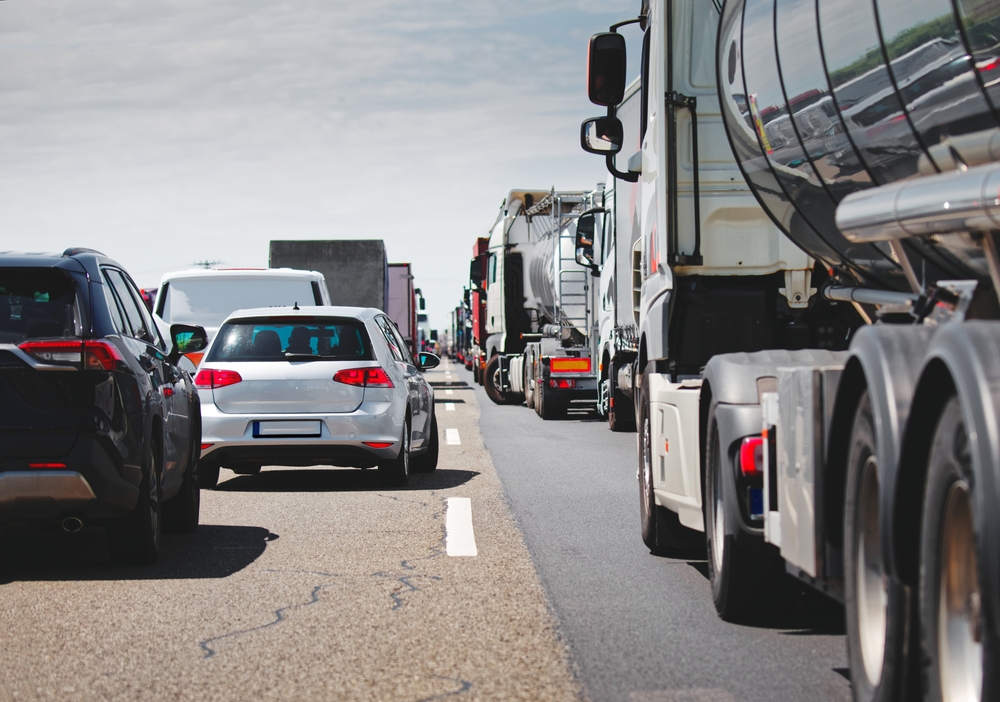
[{"x1": 293, "y1": 301, "x2": 300, "y2": 310}]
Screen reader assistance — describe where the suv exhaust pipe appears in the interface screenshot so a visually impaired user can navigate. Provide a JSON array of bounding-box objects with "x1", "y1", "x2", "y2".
[{"x1": 61, "y1": 516, "x2": 84, "y2": 533}]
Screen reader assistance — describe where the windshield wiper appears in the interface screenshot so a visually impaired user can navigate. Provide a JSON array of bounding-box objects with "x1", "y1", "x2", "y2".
[{"x1": 284, "y1": 353, "x2": 355, "y2": 361}]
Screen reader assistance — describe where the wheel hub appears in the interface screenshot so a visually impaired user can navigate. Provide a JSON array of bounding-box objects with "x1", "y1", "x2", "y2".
[{"x1": 856, "y1": 455, "x2": 887, "y2": 688}]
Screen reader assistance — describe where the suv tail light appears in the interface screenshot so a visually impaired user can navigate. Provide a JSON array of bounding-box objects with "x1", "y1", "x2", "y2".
[
  {"x1": 740, "y1": 436, "x2": 764, "y2": 477},
  {"x1": 19, "y1": 340, "x2": 124, "y2": 370},
  {"x1": 194, "y1": 369, "x2": 243, "y2": 389},
  {"x1": 333, "y1": 367, "x2": 394, "y2": 388}
]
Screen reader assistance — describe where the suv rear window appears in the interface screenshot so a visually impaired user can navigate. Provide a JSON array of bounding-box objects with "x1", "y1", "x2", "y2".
[
  {"x1": 0, "y1": 269, "x2": 82, "y2": 344},
  {"x1": 206, "y1": 317, "x2": 372, "y2": 362}
]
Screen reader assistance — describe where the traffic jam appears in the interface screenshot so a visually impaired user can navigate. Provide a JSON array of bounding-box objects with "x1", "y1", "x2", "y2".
[{"x1": 3, "y1": 1, "x2": 1000, "y2": 701}]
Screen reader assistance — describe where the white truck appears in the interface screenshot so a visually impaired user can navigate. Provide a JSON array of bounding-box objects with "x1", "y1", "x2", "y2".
[
  {"x1": 480, "y1": 189, "x2": 602, "y2": 419},
  {"x1": 582, "y1": 1, "x2": 1000, "y2": 700}
]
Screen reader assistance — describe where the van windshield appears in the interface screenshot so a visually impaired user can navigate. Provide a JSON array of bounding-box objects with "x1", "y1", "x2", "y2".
[
  {"x1": 159, "y1": 277, "x2": 320, "y2": 328},
  {"x1": 0, "y1": 269, "x2": 82, "y2": 344}
]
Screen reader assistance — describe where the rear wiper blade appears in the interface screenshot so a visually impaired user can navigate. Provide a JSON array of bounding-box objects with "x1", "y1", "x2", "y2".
[{"x1": 284, "y1": 353, "x2": 353, "y2": 361}]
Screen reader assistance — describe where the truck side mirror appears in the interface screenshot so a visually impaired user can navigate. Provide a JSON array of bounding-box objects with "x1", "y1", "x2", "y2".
[
  {"x1": 575, "y1": 212, "x2": 600, "y2": 273},
  {"x1": 581, "y1": 116, "x2": 624, "y2": 155},
  {"x1": 469, "y1": 257, "x2": 485, "y2": 291},
  {"x1": 588, "y1": 32, "x2": 627, "y2": 106}
]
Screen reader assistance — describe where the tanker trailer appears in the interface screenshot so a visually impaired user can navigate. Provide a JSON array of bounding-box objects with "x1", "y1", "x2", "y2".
[
  {"x1": 582, "y1": 0, "x2": 1000, "y2": 700},
  {"x1": 481, "y1": 189, "x2": 601, "y2": 418}
]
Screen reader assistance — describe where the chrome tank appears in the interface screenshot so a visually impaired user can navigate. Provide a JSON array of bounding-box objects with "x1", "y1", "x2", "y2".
[
  {"x1": 527, "y1": 219, "x2": 590, "y2": 340},
  {"x1": 718, "y1": 0, "x2": 1000, "y2": 289}
]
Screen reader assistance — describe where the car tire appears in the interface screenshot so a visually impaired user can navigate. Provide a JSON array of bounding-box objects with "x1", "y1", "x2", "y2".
[
  {"x1": 412, "y1": 411, "x2": 439, "y2": 473},
  {"x1": 918, "y1": 395, "x2": 993, "y2": 702},
  {"x1": 704, "y1": 403, "x2": 782, "y2": 621},
  {"x1": 379, "y1": 415, "x2": 411, "y2": 487},
  {"x1": 107, "y1": 441, "x2": 162, "y2": 566},
  {"x1": 844, "y1": 391, "x2": 909, "y2": 702},
  {"x1": 230, "y1": 464, "x2": 262, "y2": 475},
  {"x1": 163, "y1": 416, "x2": 201, "y2": 534},
  {"x1": 607, "y1": 360, "x2": 636, "y2": 432},
  {"x1": 199, "y1": 461, "x2": 220, "y2": 489},
  {"x1": 638, "y1": 366, "x2": 700, "y2": 556}
]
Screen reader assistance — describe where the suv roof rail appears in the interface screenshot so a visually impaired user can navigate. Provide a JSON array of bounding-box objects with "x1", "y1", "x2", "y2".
[{"x1": 63, "y1": 247, "x2": 106, "y2": 257}]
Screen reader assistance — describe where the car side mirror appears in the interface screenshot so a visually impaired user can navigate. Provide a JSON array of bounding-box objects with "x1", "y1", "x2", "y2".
[
  {"x1": 418, "y1": 351, "x2": 440, "y2": 371},
  {"x1": 588, "y1": 32, "x2": 627, "y2": 106},
  {"x1": 169, "y1": 324, "x2": 207, "y2": 363},
  {"x1": 575, "y1": 210, "x2": 601, "y2": 273},
  {"x1": 581, "y1": 116, "x2": 624, "y2": 155}
]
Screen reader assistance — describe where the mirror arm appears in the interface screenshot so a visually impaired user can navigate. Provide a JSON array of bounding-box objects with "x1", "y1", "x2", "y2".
[
  {"x1": 606, "y1": 153, "x2": 639, "y2": 183},
  {"x1": 609, "y1": 16, "x2": 644, "y2": 32}
]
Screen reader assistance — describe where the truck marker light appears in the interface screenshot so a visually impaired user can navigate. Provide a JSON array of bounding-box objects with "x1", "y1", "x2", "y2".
[
  {"x1": 194, "y1": 369, "x2": 243, "y2": 389},
  {"x1": 363, "y1": 441, "x2": 394, "y2": 448},
  {"x1": 29, "y1": 463, "x2": 67, "y2": 469},
  {"x1": 740, "y1": 436, "x2": 764, "y2": 477},
  {"x1": 550, "y1": 357, "x2": 591, "y2": 373},
  {"x1": 665, "y1": 440, "x2": 669, "y2": 454},
  {"x1": 549, "y1": 378, "x2": 576, "y2": 389}
]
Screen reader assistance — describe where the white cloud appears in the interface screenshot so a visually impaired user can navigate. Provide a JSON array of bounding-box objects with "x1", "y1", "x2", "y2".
[{"x1": 0, "y1": 0, "x2": 635, "y2": 329}]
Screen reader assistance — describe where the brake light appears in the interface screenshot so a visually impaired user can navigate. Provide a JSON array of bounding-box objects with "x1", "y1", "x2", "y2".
[
  {"x1": 740, "y1": 436, "x2": 764, "y2": 477},
  {"x1": 549, "y1": 378, "x2": 576, "y2": 389},
  {"x1": 363, "y1": 441, "x2": 394, "y2": 448},
  {"x1": 18, "y1": 340, "x2": 124, "y2": 370},
  {"x1": 200, "y1": 443, "x2": 214, "y2": 450},
  {"x1": 194, "y1": 369, "x2": 243, "y2": 389},
  {"x1": 550, "y1": 357, "x2": 591, "y2": 373},
  {"x1": 29, "y1": 462, "x2": 67, "y2": 469},
  {"x1": 333, "y1": 367, "x2": 394, "y2": 388}
]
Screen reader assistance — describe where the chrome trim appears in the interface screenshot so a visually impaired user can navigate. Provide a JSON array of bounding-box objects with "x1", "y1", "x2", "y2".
[{"x1": 0, "y1": 471, "x2": 98, "y2": 505}]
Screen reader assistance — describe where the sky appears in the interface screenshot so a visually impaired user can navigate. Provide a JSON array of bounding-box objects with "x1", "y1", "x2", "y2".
[{"x1": 0, "y1": 0, "x2": 637, "y2": 331}]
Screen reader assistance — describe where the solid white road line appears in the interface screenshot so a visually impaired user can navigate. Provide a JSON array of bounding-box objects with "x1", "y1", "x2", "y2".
[
  {"x1": 445, "y1": 403, "x2": 455, "y2": 411},
  {"x1": 445, "y1": 428, "x2": 461, "y2": 445},
  {"x1": 445, "y1": 497, "x2": 478, "y2": 557}
]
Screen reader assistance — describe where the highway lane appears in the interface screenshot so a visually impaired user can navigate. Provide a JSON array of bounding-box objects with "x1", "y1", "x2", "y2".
[
  {"x1": 0, "y1": 360, "x2": 579, "y2": 702},
  {"x1": 469, "y1": 366, "x2": 852, "y2": 702}
]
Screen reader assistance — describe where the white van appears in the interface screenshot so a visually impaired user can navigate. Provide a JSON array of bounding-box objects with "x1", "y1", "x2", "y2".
[{"x1": 153, "y1": 268, "x2": 331, "y2": 370}]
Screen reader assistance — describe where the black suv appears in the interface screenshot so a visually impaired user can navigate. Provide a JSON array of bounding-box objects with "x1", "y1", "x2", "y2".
[{"x1": 0, "y1": 248, "x2": 207, "y2": 564}]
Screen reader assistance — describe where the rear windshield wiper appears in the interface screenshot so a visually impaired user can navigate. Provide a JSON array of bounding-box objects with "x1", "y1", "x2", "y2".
[{"x1": 284, "y1": 353, "x2": 360, "y2": 361}]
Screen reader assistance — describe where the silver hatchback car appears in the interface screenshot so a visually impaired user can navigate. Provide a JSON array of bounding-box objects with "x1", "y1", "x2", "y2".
[{"x1": 194, "y1": 306, "x2": 439, "y2": 487}]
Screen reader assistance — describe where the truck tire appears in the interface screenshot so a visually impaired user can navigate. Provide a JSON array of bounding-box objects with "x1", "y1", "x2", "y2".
[
  {"x1": 412, "y1": 410, "x2": 439, "y2": 473},
  {"x1": 473, "y1": 358, "x2": 481, "y2": 384},
  {"x1": 483, "y1": 355, "x2": 520, "y2": 405},
  {"x1": 538, "y1": 383, "x2": 565, "y2": 420},
  {"x1": 844, "y1": 391, "x2": 909, "y2": 702},
  {"x1": 918, "y1": 395, "x2": 993, "y2": 702},
  {"x1": 378, "y1": 415, "x2": 410, "y2": 487},
  {"x1": 107, "y1": 442, "x2": 162, "y2": 566},
  {"x1": 704, "y1": 403, "x2": 783, "y2": 621},
  {"x1": 638, "y1": 366, "x2": 701, "y2": 556},
  {"x1": 607, "y1": 360, "x2": 636, "y2": 432}
]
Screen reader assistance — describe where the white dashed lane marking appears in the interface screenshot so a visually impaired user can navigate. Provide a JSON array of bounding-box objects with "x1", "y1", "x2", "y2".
[
  {"x1": 445, "y1": 389, "x2": 454, "y2": 395},
  {"x1": 445, "y1": 428, "x2": 461, "y2": 445},
  {"x1": 445, "y1": 497, "x2": 478, "y2": 557},
  {"x1": 445, "y1": 403, "x2": 455, "y2": 411}
]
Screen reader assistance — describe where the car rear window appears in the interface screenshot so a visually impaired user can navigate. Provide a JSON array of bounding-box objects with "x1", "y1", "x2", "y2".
[
  {"x1": 158, "y1": 277, "x2": 321, "y2": 328},
  {"x1": 206, "y1": 318, "x2": 373, "y2": 362},
  {"x1": 0, "y1": 269, "x2": 82, "y2": 344}
]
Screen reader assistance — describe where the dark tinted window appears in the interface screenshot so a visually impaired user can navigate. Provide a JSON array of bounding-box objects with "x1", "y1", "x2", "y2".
[
  {"x1": 103, "y1": 269, "x2": 153, "y2": 343},
  {"x1": 207, "y1": 318, "x2": 372, "y2": 362},
  {"x1": 0, "y1": 268, "x2": 82, "y2": 343}
]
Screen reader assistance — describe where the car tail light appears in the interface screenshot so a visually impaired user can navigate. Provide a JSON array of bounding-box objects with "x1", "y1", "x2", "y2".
[
  {"x1": 200, "y1": 443, "x2": 214, "y2": 450},
  {"x1": 740, "y1": 436, "x2": 764, "y2": 477},
  {"x1": 550, "y1": 357, "x2": 591, "y2": 373},
  {"x1": 194, "y1": 369, "x2": 243, "y2": 389},
  {"x1": 29, "y1": 462, "x2": 67, "y2": 469},
  {"x1": 19, "y1": 340, "x2": 124, "y2": 370},
  {"x1": 333, "y1": 367, "x2": 395, "y2": 388},
  {"x1": 549, "y1": 378, "x2": 576, "y2": 389},
  {"x1": 363, "y1": 441, "x2": 394, "y2": 448}
]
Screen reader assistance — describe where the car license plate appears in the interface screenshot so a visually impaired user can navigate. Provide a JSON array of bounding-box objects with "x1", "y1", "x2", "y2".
[
  {"x1": 749, "y1": 488, "x2": 764, "y2": 520},
  {"x1": 253, "y1": 420, "x2": 322, "y2": 437}
]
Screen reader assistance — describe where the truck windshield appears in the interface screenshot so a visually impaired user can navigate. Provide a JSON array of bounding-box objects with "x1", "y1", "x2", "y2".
[
  {"x1": 0, "y1": 269, "x2": 82, "y2": 344},
  {"x1": 206, "y1": 317, "x2": 372, "y2": 362},
  {"x1": 159, "y1": 277, "x2": 319, "y2": 328}
]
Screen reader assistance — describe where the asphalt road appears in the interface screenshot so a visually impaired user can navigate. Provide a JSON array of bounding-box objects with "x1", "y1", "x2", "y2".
[{"x1": 468, "y1": 366, "x2": 852, "y2": 702}]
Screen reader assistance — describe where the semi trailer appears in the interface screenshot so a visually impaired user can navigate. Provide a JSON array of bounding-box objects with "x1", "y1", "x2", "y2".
[
  {"x1": 581, "y1": 0, "x2": 1000, "y2": 700},
  {"x1": 478, "y1": 189, "x2": 602, "y2": 418},
  {"x1": 468, "y1": 237, "x2": 490, "y2": 382}
]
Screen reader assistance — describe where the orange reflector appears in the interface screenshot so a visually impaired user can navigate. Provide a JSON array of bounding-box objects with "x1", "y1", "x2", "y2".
[
  {"x1": 550, "y1": 357, "x2": 591, "y2": 373},
  {"x1": 29, "y1": 463, "x2": 66, "y2": 469},
  {"x1": 363, "y1": 441, "x2": 394, "y2": 449},
  {"x1": 185, "y1": 352, "x2": 205, "y2": 368}
]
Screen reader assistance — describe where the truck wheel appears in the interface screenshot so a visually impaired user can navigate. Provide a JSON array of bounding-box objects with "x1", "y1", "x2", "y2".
[
  {"x1": 473, "y1": 358, "x2": 481, "y2": 384},
  {"x1": 378, "y1": 416, "x2": 411, "y2": 487},
  {"x1": 538, "y1": 384, "x2": 565, "y2": 420},
  {"x1": 704, "y1": 404, "x2": 782, "y2": 621},
  {"x1": 607, "y1": 360, "x2": 636, "y2": 432},
  {"x1": 919, "y1": 396, "x2": 992, "y2": 702},
  {"x1": 844, "y1": 392, "x2": 909, "y2": 702},
  {"x1": 638, "y1": 367, "x2": 700, "y2": 556},
  {"x1": 412, "y1": 410, "x2": 439, "y2": 473},
  {"x1": 107, "y1": 442, "x2": 162, "y2": 566},
  {"x1": 483, "y1": 355, "x2": 519, "y2": 405},
  {"x1": 164, "y1": 418, "x2": 201, "y2": 534}
]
